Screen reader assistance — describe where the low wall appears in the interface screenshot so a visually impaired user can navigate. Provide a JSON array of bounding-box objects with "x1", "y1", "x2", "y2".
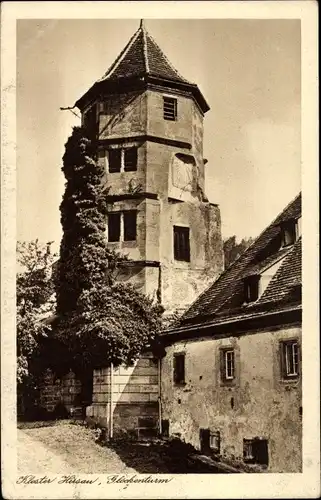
[
  {"x1": 86, "y1": 353, "x2": 159, "y2": 438},
  {"x1": 39, "y1": 368, "x2": 82, "y2": 413}
]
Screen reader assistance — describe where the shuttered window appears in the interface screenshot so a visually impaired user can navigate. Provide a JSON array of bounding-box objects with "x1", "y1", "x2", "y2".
[{"x1": 163, "y1": 97, "x2": 177, "y2": 121}]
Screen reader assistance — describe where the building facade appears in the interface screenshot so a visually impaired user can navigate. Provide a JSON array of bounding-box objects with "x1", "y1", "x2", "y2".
[
  {"x1": 160, "y1": 194, "x2": 302, "y2": 472},
  {"x1": 75, "y1": 20, "x2": 223, "y2": 314},
  {"x1": 72, "y1": 21, "x2": 224, "y2": 435}
]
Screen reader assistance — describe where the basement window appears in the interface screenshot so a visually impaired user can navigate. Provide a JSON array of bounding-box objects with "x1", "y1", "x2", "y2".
[
  {"x1": 243, "y1": 438, "x2": 269, "y2": 466},
  {"x1": 173, "y1": 353, "x2": 185, "y2": 385},
  {"x1": 174, "y1": 226, "x2": 190, "y2": 262},
  {"x1": 220, "y1": 348, "x2": 235, "y2": 382},
  {"x1": 280, "y1": 340, "x2": 300, "y2": 379},
  {"x1": 123, "y1": 211, "x2": 137, "y2": 241},
  {"x1": 210, "y1": 431, "x2": 221, "y2": 454},
  {"x1": 163, "y1": 96, "x2": 177, "y2": 121}
]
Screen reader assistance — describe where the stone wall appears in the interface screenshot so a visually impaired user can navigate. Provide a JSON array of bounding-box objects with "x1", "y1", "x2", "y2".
[
  {"x1": 86, "y1": 353, "x2": 159, "y2": 438},
  {"x1": 161, "y1": 324, "x2": 302, "y2": 473},
  {"x1": 39, "y1": 369, "x2": 82, "y2": 413},
  {"x1": 93, "y1": 86, "x2": 224, "y2": 315}
]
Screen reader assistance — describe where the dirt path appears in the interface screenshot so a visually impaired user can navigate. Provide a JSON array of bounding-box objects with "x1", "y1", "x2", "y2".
[{"x1": 18, "y1": 423, "x2": 136, "y2": 474}]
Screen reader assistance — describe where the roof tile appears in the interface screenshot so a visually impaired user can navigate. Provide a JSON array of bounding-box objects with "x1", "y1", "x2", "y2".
[
  {"x1": 99, "y1": 24, "x2": 191, "y2": 85},
  {"x1": 179, "y1": 193, "x2": 302, "y2": 326}
]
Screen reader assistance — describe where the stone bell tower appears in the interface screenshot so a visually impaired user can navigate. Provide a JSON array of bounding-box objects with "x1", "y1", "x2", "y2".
[{"x1": 75, "y1": 20, "x2": 223, "y2": 314}]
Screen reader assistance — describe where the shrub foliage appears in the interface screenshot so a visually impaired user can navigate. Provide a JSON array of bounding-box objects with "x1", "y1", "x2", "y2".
[{"x1": 53, "y1": 126, "x2": 163, "y2": 371}]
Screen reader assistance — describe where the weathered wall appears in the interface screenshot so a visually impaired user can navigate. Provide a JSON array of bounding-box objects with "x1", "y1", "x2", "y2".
[
  {"x1": 161, "y1": 325, "x2": 302, "y2": 472},
  {"x1": 92, "y1": 87, "x2": 223, "y2": 314},
  {"x1": 98, "y1": 90, "x2": 147, "y2": 139},
  {"x1": 98, "y1": 141, "x2": 147, "y2": 195},
  {"x1": 40, "y1": 369, "x2": 82, "y2": 413},
  {"x1": 86, "y1": 353, "x2": 159, "y2": 438}
]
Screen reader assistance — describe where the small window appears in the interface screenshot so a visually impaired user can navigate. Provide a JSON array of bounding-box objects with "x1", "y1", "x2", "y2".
[
  {"x1": 108, "y1": 149, "x2": 122, "y2": 173},
  {"x1": 123, "y1": 211, "x2": 137, "y2": 241},
  {"x1": 243, "y1": 439, "x2": 254, "y2": 461},
  {"x1": 243, "y1": 438, "x2": 269, "y2": 466},
  {"x1": 174, "y1": 226, "x2": 190, "y2": 262},
  {"x1": 281, "y1": 220, "x2": 297, "y2": 247},
  {"x1": 280, "y1": 340, "x2": 300, "y2": 379},
  {"x1": 210, "y1": 431, "x2": 221, "y2": 454},
  {"x1": 173, "y1": 353, "x2": 185, "y2": 385},
  {"x1": 244, "y1": 276, "x2": 260, "y2": 303},
  {"x1": 108, "y1": 213, "x2": 121, "y2": 242},
  {"x1": 163, "y1": 97, "x2": 177, "y2": 121},
  {"x1": 161, "y1": 419, "x2": 170, "y2": 437},
  {"x1": 220, "y1": 349, "x2": 235, "y2": 381},
  {"x1": 124, "y1": 148, "x2": 138, "y2": 172}
]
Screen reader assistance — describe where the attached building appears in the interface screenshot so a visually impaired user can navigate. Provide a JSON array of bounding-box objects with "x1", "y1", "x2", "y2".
[{"x1": 160, "y1": 193, "x2": 302, "y2": 473}]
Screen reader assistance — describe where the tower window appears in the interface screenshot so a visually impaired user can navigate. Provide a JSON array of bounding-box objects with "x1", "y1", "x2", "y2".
[
  {"x1": 220, "y1": 349, "x2": 235, "y2": 381},
  {"x1": 123, "y1": 211, "x2": 137, "y2": 241},
  {"x1": 108, "y1": 212, "x2": 121, "y2": 242},
  {"x1": 280, "y1": 340, "x2": 300, "y2": 379},
  {"x1": 244, "y1": 275, "x2": 260, "y2": 303},
  {"x1": 108, "y1": 147, "x2": 138, "y2": 173},
  {"x1": 163, "y1": 97, "x2": 177, "y2": 121},
  {"x1": 173, "y1": 353, "x2": 185, "y2": 385},
  {"x1": 173, "y1": 226, "x2": 190, "y2": 262},
  {"x1": 124, "y1": 148, "x2": 138, "y2": 172},
  {"x1": 108, "y1": 149, "x2": 122, "y2": 173},
  {"x1": 107, "y1": 211, "x2": 137, "y2": 242}
]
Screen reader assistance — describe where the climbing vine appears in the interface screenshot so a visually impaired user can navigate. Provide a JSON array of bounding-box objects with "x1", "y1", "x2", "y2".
[{"x1": 53, "y1": 126, "x2": 163, "y2": 371}]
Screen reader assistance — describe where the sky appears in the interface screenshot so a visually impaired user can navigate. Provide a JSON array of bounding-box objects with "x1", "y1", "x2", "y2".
[{"x1": 17, "y1": 19, "x2": 301, "y2": 252}]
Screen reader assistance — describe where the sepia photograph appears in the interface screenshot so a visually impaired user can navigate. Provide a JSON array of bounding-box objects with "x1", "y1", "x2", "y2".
[{"x1": 1, "y1": 2, "x2": 319, "y2": 499}]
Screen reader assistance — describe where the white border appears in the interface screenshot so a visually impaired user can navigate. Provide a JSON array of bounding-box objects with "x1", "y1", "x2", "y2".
[{"x1": 1, "y1": 2, "x2": 319, "y2": 499}]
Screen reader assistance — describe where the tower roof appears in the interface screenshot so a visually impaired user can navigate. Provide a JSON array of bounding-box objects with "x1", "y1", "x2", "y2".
[
  {"x1": 75, "y1": 21, "x2": 209, "y2": 113},
  {"x1": 97, "y1": 20, "x2": 191, "y2": 85}
]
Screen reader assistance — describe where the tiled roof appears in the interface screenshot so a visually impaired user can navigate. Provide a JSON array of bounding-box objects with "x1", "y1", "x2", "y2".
[
  {"x1": 176, "y1": 193, "x2": 302, "y2": 328},
  {"x1": 75, "y1": 20, "x2": 209, "y2": 113},
  {"x1": 98, "y1": 20, "x2": 191, "y2": 85}
]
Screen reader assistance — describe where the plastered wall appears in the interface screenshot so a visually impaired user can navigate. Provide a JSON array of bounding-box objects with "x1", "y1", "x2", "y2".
[{"x1": 161, "y1": 325, "x2": 302, "y2": 472}]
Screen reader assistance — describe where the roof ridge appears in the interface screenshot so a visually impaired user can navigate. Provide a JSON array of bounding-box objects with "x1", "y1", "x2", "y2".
[
  {"x1": 98, "y1": 25, "x2": 142, "y2": 82},
  {"x1": 145, "y1": 30, "x2": 191, "y2": 83},
  {"x1": 141, "y1": 22, "x2": 149, "y2": 73}
]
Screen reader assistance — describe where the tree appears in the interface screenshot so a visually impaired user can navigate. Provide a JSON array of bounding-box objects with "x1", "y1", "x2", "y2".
[
  {"x1": 16, "y1": 240, "x2": 57, "y2": 411},
  {"x1": 54, "y1": 126, "x2": 163, "y2": 372},
  {"x1": 223, "y1": 236, "x2": 254, "y2": 270}
]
